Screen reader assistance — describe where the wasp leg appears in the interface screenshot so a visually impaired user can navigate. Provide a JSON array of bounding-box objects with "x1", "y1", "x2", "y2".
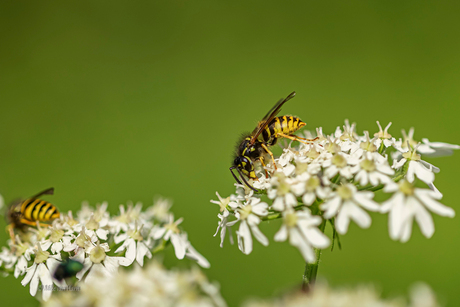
[
  {"x1": 295, "y1": 136, "x2": 320, "y2": 142},
  {"x1": 259, "y1": 157, "x2": 269, "y2": 178},
  {"x1": 19, "y1": 218, "x2": 50, "y2": 228},
  {"x1": 6, "y1": 224, "x2": 16, "y2": 245},
  {"x1": 261, "y1": 144, "x2": 277, "y2": 170},
  {"x1": 276, "y1": 133, "x2": 318, "y2": 144}
]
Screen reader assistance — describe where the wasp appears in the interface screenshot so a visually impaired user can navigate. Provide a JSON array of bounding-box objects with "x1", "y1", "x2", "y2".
[
  {"x1": 6, "y1": 187, "x2": 60, "y2": 244},
  {"x1": 230, "y1": 91, "x2": 317, "y2": 191}
]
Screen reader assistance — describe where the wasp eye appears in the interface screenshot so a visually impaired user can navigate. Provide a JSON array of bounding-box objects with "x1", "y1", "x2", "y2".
[{"x1": 234, "y1": 157, "x2": 241, "y2": 166}]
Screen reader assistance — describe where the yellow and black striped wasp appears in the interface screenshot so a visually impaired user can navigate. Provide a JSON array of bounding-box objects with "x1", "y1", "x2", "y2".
[
  {"x1": 230, "y1": 91, "x2": 317, "y2": 191},
  {"x1": 6, "y1": 187, "x2": 60, "y2": 244}
]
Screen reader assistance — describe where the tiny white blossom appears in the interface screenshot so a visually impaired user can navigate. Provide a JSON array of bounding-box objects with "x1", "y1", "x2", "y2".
[
  {"x1": 351, "y1": 152, "x2": 395, "y2": 186},
  {"x1": 381, "y1": 180, "x2": 455, "y2": 242},
  {"x1": 321, "y1": 184, "x2": 379, "y2": 234},
  {"x1": 114, "y1": 223, "x2": 152, "y2": 266},
  {"x1": 393, "y1": 143, "x2": 438, "y2": 185},
  {"x1": 235, "y1": 198, "x2": 269, "y2": 255},
  {"x1": 274, "y1": 209, "x2": 330, "y2": 263},
  {"x1": 21, "y1": 243, "x2": 63, "y2": 301},
  {"x1": 374, "y1": 121, "x2": 395, "y2": 148},
  {"x1": 152, "y1": 215, "x2": 187, "y2": 259},
  {"x1": 267, "y1": 173, "x2": 298, "y2": 211}
]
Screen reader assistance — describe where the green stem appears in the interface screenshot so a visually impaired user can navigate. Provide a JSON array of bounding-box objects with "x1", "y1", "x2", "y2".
[
  {"x1": 152, "y1": 239, "x2": 167, "y2": 254},
  {"x1": 302, "y1": 218, "x2": 326, "y2": 292}
]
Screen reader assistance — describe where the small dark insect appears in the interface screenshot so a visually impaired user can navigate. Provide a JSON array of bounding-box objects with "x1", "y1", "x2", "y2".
[
  {"x1": 53, "y1": 258, "x2": 84, "y2": 281},
  {"x1": 230, "y1": 92, "x2": 318, "y2": 191},
  {"x1": 6, "y1": 188, "x2": 60, "y2": 244}
]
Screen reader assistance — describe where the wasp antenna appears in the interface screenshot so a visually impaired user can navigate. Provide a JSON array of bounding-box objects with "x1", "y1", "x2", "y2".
[
  {"x1": 229, "y1": 167, "x2": 243, "y2": 185},
  {"x1": 236, "y1": 168, "x2": 259, "y2": 192}
]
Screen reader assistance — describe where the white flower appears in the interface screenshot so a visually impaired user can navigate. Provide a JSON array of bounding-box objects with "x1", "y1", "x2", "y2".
[
  {"x1": 421, "y1": 137, "x2": 460, "y2": 157},
  {"x1": 75, "y1": 242, "x2": 129, "y2": 283},
  {"x1": 267, "y1": 173, "x2": 298, "y2": 211},
  {"x1": 374, "y1": 121, "x2": 395, "y2": 148},
  {"x1": 63, "y1": 227, "x2": 97, "y2": 253},
  {"x1": 21, "y1": 243, "x2": 63, "y2": 301},
  {"x1": 114, "y1": 223, "x2": 152, "y2": 266},
  {"x1": 274, "y1": 209, "x2": 330, "y2": 263},
  {"x1": 39, "y1": 223, "x2": 68, "y2": 254},
  {"x1": 214, "y1": 211, "x2": 238, "y2": 248},
  {"x1": 43, "y1": 261, "x2": 225, "y2": 307},
  {"x1": 381, "y1": 180, "x2": 455, "y2": 242},
  {"x1": 291, "y1": 173, "x2": 331, "y2": 206},
  {"x1": 142, "y1": 197, "x2": 172, "y2": 223},
  {"x1": 393, "y1": 143, "x2": 438, "y2": 185},
  {"x1": 235, "y1": 198, "x2": 269, "y2": 255},
  {"x1": 152, "y1": 214, "x2": 187, "y2": 260},
  {"x1": 321, "y1": 184, "x2": 380, "y2": 234},
  {"x1": 211, "y1": 192, "x2": 238, "y2": 248},
  {"x1": 322, "y1": 152, "x2": 353, "y2": 179},
  {"x1": 400, "y1": 127, "x2": 460, "y2": 157},
  {"x1": 351, "y1": 152, "x2": 395, "y2": 186}
]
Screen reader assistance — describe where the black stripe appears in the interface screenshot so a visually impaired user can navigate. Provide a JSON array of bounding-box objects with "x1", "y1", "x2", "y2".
[
  {"x1": 262, "y1": 129, "x2": 269, "y2": 142},
  {"x1": 47, "y1": 208, "x2": 56, "y2": 219},
  {"x1": 269, "y1": 123, "x2": 276, "y2": 136},
  {"x1": 22, "y1": 199, "x2": 34, "y2": 212},
  {"x1": 282, "y1": 116, "x2": 287, "y2": 131},
  {"x1": 38, "y1": 202, "x2": 51, "y2": 219},
  {"x1": 33, "y1": 202, "x2": 45, "y2": 219},
  {"x1": 43, "y1": 204, "x2": 54, "y2": 219}
]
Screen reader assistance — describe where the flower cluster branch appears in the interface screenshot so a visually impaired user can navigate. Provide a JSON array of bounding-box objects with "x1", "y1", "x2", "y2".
[
  {"x1": 0, "y1": 198, "x2": 209, "y2": 301},
  {"x1": 212, "y1": 121, "x2": 458, "y2": 263}
]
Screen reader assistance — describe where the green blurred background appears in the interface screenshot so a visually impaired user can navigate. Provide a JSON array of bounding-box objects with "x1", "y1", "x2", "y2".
[{"x1": 1, "y1": 1, "x2": 459, "y2": 306}]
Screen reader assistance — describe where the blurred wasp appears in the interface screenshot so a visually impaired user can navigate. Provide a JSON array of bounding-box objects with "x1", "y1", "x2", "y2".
[
  {"x1": 230, "y1": 91, "x2": 318, "y2": 191},
  {"x1": 6, "y1": 187, "x2": 60, "y2": 244}
]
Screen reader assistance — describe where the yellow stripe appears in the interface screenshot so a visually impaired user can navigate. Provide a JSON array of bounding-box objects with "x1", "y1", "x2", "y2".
[
  {"x1": 38, "y1": 203, "x2": 52, "y2": 220},
  {"x1": 274, "y1": 117, "x2": 282, "y2": 134},
  {"x1": 293, "y1": 118, "x2": 299, "y2": 130},
  {"x1": 50, "y1": 211, "x2": 60, "y2": 220},
  {"x1": 24, "y1": 199, "x2": 40, "y2": 220},
  {"x1": 45, "y1": 207, "x2": 56, "y2": 220},
  {"x1": 265, "y1": 126, "x2": 271, "y2": 138},
  {"x1": 282, "y1": 116, "x2": 289, "y2": 134},
  {"x1": 288, "y1": 116, "x2": 294, "y2": 131},
  {"x1": 32, "y1": 201, "x2": 46, "y2": 220},
  {"x1": 21, "y1": 199, "x2": 32, "y2": 212}
]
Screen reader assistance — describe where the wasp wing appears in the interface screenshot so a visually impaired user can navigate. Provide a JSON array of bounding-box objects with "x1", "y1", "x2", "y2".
[
  {"x1": 249, "y1": 91, "x2": 296, "y2": 145},
  {"x1": 29, "y1": 188, "x2": 54, "y2": 200}
]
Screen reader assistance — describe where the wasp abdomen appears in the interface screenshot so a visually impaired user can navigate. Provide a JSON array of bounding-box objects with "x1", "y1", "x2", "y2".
[
  {"x1": 21, "y1": 198, "x2": 60, "y2": 222},
  {"x1": 261, "y1": 116, "x2": 305, "y2": 143}
]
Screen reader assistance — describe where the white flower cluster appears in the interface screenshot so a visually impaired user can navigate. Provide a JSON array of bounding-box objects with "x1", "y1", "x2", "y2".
[
  {"x1": 0, "y1": 198, "x2": 209, "y2": 301},
  {"x1": 242, "y1": 282, "x2": 440, "y2": 307},
  {"x1": 213, "y1": 121, "x2": 458, "y2": 262},
  {"x1": 42, "y1": 261, "x2": 226, "y2": 307}
]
